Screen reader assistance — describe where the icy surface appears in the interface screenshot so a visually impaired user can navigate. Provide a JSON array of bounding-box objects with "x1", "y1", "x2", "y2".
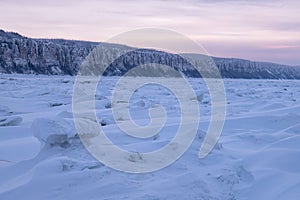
[{"x1": 0, "y1": 74, "x2": 300, "y2": 200}]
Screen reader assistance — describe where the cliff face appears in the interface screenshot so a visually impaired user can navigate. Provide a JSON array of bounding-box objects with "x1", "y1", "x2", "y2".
[
  {"x1": 1, "y1": 29, "x2": 300, "y2": 79},
  {"x1": 0, "y1": 30, "x2": 96, "y2": 75},
  {"x1": 213, "y1": 57, "x2": 300, "y2": 79}
]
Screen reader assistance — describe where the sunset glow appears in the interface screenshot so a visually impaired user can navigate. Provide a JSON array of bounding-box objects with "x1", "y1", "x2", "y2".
[{"x1": 1, "y1": 0, "x2": 299, "y2": 65}]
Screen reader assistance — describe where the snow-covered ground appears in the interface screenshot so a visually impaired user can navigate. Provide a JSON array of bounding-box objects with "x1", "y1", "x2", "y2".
[{"x1": 0, "y1": 74, "x2": 299, "y2": 200}]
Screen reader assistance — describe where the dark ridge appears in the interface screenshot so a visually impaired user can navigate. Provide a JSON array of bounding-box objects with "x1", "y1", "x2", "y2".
[{"x1": 0, "y1": 29, "x2": 299, "y2": 79}]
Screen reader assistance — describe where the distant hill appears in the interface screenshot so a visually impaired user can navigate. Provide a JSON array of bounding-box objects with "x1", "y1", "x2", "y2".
[{"x1": 0, "y1": 29, "x2": 299, "y2": 79}]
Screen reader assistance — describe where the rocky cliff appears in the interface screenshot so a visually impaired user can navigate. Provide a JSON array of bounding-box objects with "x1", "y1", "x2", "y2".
[
  {"x1": 0, "y1": 30, "x2": 97, "y2": 75},
  {"x1": 1, "y1": 29, "x2": 299, "y2": 79}
]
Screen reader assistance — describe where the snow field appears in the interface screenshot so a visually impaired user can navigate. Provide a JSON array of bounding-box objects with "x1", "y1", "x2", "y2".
[{"x1": 0, "y1": 74, "x2": 299, "y2": 199}]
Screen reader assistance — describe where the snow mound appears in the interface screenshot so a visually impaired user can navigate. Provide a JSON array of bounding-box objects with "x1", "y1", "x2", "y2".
[
  {"x1": 0, "y1": 105, "x2": 10, "y2": 116},
  {"x1": 31, "y1": 117, "x2": 77, "y2": 147},
  {"x1": 57, "y1": 111, "x2": 73, "y2": 118},
  {"x1": 0, "y1": 116, "x2": 22, "y2": 126}
]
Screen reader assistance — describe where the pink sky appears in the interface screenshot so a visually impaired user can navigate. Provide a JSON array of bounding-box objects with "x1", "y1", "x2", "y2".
[{"x1": 1, "y1": 0, "x2": 299, "y2": 65}]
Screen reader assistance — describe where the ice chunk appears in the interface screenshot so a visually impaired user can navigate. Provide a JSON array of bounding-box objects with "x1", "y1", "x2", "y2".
[{"x1": 31, "y1": 117, "x2": 76, "y2": 147}]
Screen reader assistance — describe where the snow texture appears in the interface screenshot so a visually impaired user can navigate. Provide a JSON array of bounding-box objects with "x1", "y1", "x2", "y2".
[{"x1": 0, "y1": 74, "x2": 299, "y2": 200}]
